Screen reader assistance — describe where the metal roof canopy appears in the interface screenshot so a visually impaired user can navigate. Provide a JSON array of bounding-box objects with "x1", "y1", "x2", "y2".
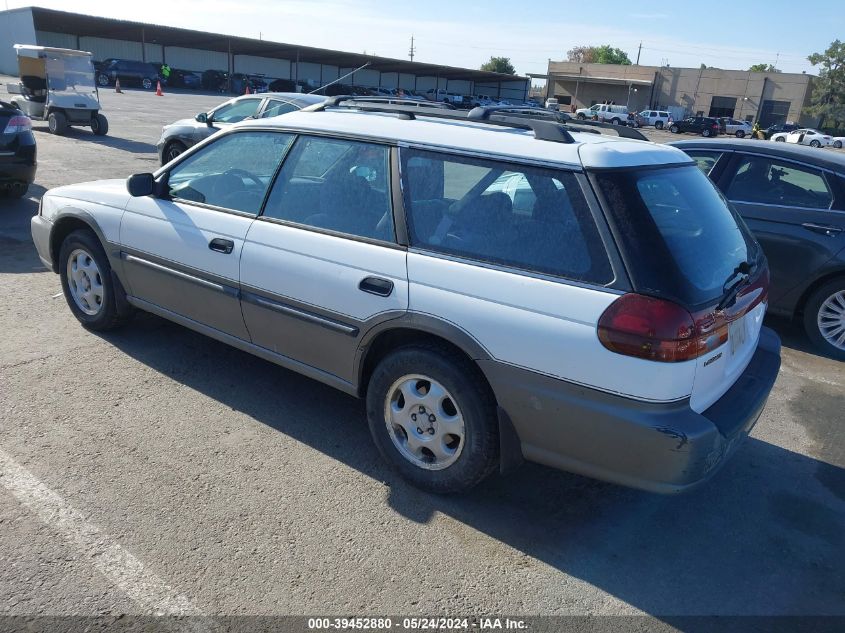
[
  {"x1": 14, "y1": 43, "x2": 93, "y2": 58},
  {"x1": 28, "y1": 7, "x2": 525, "y2": 83},
  {"x1": 549, "y1": 73, "x2": 653, "y2": 86}
]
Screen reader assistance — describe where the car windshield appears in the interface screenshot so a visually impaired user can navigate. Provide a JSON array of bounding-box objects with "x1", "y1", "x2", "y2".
[
  {"x1": 595, "y1": 165, "x2": 761, "y2": 308},
  {"x1": 45, "y1": 55, "x2": 97, "y2": 94}
]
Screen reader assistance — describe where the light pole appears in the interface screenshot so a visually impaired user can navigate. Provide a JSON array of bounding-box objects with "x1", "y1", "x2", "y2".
[{"x1": 627, "y1": 85, "x2": 638, "y2": 110}]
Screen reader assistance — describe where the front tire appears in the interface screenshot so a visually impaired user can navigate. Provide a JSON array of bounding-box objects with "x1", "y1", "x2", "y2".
[
  {"x1": 669, "y1": 124, "x2": 680, "y2": 133},
  {"x1": 366, "y1": 345, "x2": 499, "y2": 493},
  {"x1": 59, "y1": 230, "x2": 132, "y2": 331},
  {"x1": 835, "y1": 140, "x2": 843, "y2": 149},
  {"x1": 803, "y1": 279, "x2": 845, "y2": 361},
  {"x1": 163, "y1": 140, "x2": 187, "y2": 164},
  {"x1": 610, "y1": 118, "x2": 620, "y2": 125},
  {"x1": 47, "y1": 111, "x2": 67, "y2": 135},
  {"x1": 810, "y1": 140, "x2": 821, "y2": 148},
  {"x1": 736, "y1": 130, "x2": 746, "y2": 138},
  {"x1": 91, "y1": 113, "x2": 109, "y2": 136},
  {"x1": 702, "y1": 128, "x2": 712, "y2": 137},
  {"x1": 97, "y1": 73, "x2": 110, "y2": 87},
  {"x1": 142, "y1": 77, "x2": 153, "y2": 90},
  {"x1": 775, "y1": 136, "x2": 786, "y2": 142}
]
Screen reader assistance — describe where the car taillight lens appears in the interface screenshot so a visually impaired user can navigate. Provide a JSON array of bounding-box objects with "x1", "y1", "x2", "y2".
[
  {"x1": 3, "y1": 115, "x2": 32, "y2": 134},
  {"x1": 598, "y1": 276, "x2": 769, "y2": 363}
]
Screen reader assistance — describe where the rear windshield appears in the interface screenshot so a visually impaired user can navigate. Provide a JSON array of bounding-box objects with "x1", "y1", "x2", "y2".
[{"x1": 595, "y1": 165, "x2": 761, "y2": 308}]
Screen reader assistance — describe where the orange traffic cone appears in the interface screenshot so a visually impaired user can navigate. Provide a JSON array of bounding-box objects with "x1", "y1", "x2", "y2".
[
  {"x1": 114, "y1": 78, "x2": 122, "y2": 93},
  {"x1": 245, "y1": 84, "x2": 251, "y2": 95},
  {"x1": 155, "y1": 80, "x2": 164, "y2": 96}
]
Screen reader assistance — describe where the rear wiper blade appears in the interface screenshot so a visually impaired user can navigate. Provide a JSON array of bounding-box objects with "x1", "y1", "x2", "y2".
[{"x1": 717, "y1": 261, "x2": 753, "y2": 311}]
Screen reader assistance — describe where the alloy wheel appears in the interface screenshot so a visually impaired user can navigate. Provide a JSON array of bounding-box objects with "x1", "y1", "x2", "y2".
[
  {"x1": 66, "y1": 248, "x2": 104, "y2": 316},
  {"x1": 383, "y1": 374, "x2": 465, "y2": 471},
  {"x1": 818, "y1": 290, "x2": 845, "y2": 351}
]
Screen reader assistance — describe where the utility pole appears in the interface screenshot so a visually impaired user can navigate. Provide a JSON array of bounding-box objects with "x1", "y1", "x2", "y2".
[
  {"x1": 636, "y1": 42, "x2": 642, "y2": 65},
  {"x1": 409, "y1": 35, "x2": 416, "y2": 62}
]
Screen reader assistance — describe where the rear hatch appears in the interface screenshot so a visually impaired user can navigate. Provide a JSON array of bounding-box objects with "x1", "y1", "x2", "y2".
[
  {"x1": 593, "y1": 164, "x2": 768, "y2": 413},
  {"x1": 0, "y1": 103, "x2": 35, "y2": 160}
]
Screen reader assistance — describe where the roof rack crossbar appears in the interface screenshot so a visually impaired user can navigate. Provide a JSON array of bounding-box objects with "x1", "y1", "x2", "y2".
[{"x1": 307, "y1": 97, "x2": 656, "y2": 143}]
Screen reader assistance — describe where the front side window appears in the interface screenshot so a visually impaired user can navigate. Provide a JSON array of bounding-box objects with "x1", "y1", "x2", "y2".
[
  {"x1": 726, "y1": 156, "x2": 833, "y2": 209},
  {"x1": 263, "y1": 136, "x2": 393, "y2": 241},
  {"x1": 167, "y1": 131, "x2": 294, "y2": 214},
  {"x1": 211, "y1": 98, "x2": 262, "y2": 123},
  {"x1": 401, "y1": 149, "x2": 613, "y2": 283}
]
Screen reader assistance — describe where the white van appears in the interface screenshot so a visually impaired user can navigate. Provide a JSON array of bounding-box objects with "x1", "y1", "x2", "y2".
[{"x1": 575, "y1": 103, "x2": 628, "y2": 125}]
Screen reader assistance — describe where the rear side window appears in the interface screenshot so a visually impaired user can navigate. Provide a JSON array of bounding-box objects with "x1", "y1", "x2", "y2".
[
  {"x1": 596, "y1": 165, "x2": 759, "y2": 307},
  {"x1": 685, "y1": 150, "x2": 724, "y2": 175},
  {"x1": 401, "y1": 149, "x2": 613, "y2": 283},
  {"x1": 726, "y1": 156, "x2": 833, "y2": 209}
]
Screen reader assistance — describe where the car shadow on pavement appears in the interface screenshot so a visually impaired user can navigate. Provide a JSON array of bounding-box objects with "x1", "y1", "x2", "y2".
[
  {"x1": 0, "y1": 185, "x2": 50, "y2": 274},
  {"x1": 32, "y1": 127, "x2": 157, "y2": 154},
  {"x1": 99, "y1": 313, "x2": 845, "y2": 618}
]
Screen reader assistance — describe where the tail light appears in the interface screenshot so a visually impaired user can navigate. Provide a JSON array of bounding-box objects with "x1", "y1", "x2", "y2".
[
  {"x1": 3, "y1": 115, "x2": 32, "y2": 134},
  {"x1": 598, "y1": 270, "x2": 769, "y2": 363}
]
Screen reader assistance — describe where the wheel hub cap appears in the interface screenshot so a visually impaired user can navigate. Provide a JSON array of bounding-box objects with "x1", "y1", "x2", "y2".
[
  {"x1": 67, "y1": 248, "x2": 104, "y2": 316},
  {"x1": 818, "y1": 290, "x2": 845, "y2": 350},
  {"x1": 384, "y1": 375, "x2": 465, "y2": 471}
]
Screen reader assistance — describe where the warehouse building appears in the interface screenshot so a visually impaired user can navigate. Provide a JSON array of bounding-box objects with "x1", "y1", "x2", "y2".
[
  {"x1": 0, "y1": 6, "x2": 529, "y2": 101},
  {"x1": 537, "y1": 61, "x2": 816, "y2": 127}
]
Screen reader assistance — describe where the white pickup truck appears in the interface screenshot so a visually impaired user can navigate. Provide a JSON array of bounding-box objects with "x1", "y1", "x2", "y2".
[
  {"x1": 425, "y1": 88, "x2": 464, "y2": 106},
  {"x1": 575, "y1": 103, "x2": 629, "y2": 125}
]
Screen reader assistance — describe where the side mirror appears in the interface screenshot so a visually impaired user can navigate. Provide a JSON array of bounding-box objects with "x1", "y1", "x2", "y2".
[
  {"x1": 195, "y1": 112, "x2": 208, "y2": 123},
  {"x1": 126, "y1": 173, "x2": 155, "y2": 197}
]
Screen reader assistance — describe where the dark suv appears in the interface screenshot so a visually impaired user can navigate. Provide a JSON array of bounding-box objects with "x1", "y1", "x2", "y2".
[
  {"x1": 673, "y1": 138, "x2": 845, "y2": 359},
  {"x1": 97, "y1": 60, "x2": 161, "y2": 90},
  {"x1": 669, "y1": 116, "x2": 721, "y2": 137}
]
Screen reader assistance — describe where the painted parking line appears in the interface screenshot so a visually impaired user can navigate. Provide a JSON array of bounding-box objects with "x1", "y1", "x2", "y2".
[{"x1": 0, "y1": 447, "x2": 203, "y2": 617}]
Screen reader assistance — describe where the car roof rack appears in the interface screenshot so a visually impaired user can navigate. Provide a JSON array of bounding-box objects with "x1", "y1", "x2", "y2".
[{"x1": 306, "y1": 96, "x2": 647, "y2": 143}]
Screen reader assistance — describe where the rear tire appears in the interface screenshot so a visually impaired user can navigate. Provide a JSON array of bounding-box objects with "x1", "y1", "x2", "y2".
[
  {"x1": 702, "y1": 128, "x2": 712, "y2": 137},
  {"x1": 775, "y1": 136, "x2": 786, "y2": 142},
  {"x1": 577, "y1": 113, "x2": 586, "y2": 120},
  {"x1": 669, "y1": 124, "x2": 679, "y2": 133},
  {"x1": 59, "y1": 229, "x2": 132, "y2": 331},
  {"x1": 610, "y1": 118, "x2": 620, "y2": 125},
  {"x1": 655, "y1": 121, "x2": 664, "y2": 130},
  {"x1": 97, "y1": 73, "x2": 109, "y2": 87},
  {"x1": 810, "y1": 140, "x2": 821, "y2": 148},
  {"x1": 142, "y1": 77, "x2": 153, "y2": 90},
  {"x1": 803, "y1": 278, "x2": 845, "y2": 361},
  {"x1": 91, "y1": 113, "x2": 109, "y2": 136},
  {"x1": 47, "y1": 111, "x2": 67, "y2": 135},
  {"x1": 835, "y1": 140, "x2": 843, "y2": 149},
  {"x1": 365, "y1": 345, "x2": 499, "y2": 493}
]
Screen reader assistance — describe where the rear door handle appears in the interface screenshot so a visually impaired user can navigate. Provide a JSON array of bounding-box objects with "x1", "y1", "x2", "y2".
[
  {"x1": 208, "y1": 238, "x2": 234, "y2": 254},
  {"x1": 802, "y1": 223, "x2": 843, "y2": 236},
  {"x1": 359, "y1": 276, "x2": 394, "y2": 297}
]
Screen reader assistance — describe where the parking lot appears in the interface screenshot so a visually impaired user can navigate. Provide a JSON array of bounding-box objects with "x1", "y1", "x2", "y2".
[{"x1": 1, "y1": 80, "x2": 843, "y2": 623}]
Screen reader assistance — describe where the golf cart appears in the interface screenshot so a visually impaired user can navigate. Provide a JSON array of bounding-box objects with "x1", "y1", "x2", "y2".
[{"x1": 6, "y1": 44, "x2": 108, "y2": 136}]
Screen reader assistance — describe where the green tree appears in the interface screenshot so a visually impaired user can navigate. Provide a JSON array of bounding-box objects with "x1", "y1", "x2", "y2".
[
  {"x1": 480, "y1": 56, "x2": 516, "y2": 74},
  {"x1": 566, "y1": 45, "x2": 631, "y2": 65},
  {"x1": 805, "y1": 39, "x2": 845, "y2": 127},
  {"x1": 748, "y1": 63, "x2": 781, "y2": 72}
]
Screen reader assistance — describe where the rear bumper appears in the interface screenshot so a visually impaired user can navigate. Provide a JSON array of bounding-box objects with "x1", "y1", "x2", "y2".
[
  {"x1": 0, "y1": 162, "x2": 36, "y2": 186},
  {"x1": 480, "y1": 327, "x2": 782, "y2": 493}
]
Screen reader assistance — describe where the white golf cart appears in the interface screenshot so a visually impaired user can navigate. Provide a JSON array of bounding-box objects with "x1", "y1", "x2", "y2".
[{"x1": 6, "y1": 44, "x2": 108, "y2": 136}]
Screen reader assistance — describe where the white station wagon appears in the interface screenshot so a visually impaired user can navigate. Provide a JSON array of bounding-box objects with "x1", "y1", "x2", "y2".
[{"x1": 31, "y1": 100, "x2": 781, "y2": 493}]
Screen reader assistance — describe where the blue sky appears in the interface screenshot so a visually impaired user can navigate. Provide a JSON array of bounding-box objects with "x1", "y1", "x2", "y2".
[{"x1": 5, "y1": 0, "x2": 842, "y2": 76}]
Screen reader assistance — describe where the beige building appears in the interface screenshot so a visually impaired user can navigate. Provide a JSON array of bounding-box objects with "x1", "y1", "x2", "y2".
[{"x1": 541, "y1": 61, "x2": 817, "y2": 127}]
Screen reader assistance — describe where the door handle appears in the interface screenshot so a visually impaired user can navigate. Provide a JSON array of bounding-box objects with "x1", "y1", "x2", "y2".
[
  {"x1": 802, "y1": 223, "x2": 843, "y2": 237},
  {"x1": 208, "y1": 238, "x2": 234, "y2": 254},
  {"x1": 359, "y1": 276, "x2": 394, "y2": 297}
]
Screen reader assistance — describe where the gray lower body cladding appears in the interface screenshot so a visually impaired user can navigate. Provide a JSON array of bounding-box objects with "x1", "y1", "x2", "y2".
[{"x1": 479, "y1": 327, "x2": 781, "y2": 493}]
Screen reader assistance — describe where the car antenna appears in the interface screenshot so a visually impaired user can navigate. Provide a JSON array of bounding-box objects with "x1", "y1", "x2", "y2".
[{"x1": 309, "y1": 62, "x2": 372, "y2": 95}]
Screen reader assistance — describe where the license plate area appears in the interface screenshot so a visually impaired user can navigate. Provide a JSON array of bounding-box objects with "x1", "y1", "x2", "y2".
[{"x1": 729, "y1": 317, "x2": 747, "y2": 356}]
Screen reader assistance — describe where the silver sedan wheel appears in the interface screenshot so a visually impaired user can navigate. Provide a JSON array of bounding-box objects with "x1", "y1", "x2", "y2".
[
  {"x1": 66, "y1": 248, "x2": 104, "y2": 316},
  {"x1": 384, "y1": 374, "x2": 465, "y2": 471},
  {"x1": 818, "y1": 290, "x2": 845, "y2": 350}
]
